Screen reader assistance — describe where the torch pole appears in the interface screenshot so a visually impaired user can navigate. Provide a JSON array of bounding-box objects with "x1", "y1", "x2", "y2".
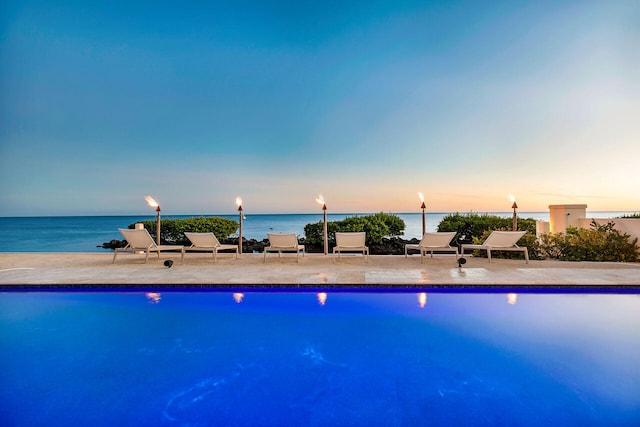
[
  {"x1": 322, "y1": 204, "x2": 328, "y2": 255},
  {"x1": 155, "y1": 206, "x2": 161, "y2": 245},
  {"x1": 420, "y1": 201, "x2": 426, "y2": 236},
  {"x1": 512, "y1": 202, "x2": 518, "y2": 231},
  {"x1": 238, "y1": 205, "x2": 243, "y2": 256}
]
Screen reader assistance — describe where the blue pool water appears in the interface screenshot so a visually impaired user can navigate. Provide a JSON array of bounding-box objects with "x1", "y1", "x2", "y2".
[{"x1": 1, "y1": 292, "x2": 639, "y2": 426}]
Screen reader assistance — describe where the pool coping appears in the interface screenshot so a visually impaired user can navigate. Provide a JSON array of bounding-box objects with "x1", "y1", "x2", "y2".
[
  {"x1": 1, "y1": 252, "x2": 640, "y2": 293},
  {"x1": 3, "y1": 283, "x2": 640, "y2": 294}
]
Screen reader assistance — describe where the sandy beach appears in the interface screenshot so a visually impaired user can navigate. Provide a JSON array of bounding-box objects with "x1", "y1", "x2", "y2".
[{"x1": 1, "y1": 252, "x2": 639, "y2": 290}]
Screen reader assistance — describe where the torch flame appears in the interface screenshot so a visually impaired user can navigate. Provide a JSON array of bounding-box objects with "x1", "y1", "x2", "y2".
[
  {"x1": 315, "y1": 194, "x2": 325, "y2": 206},
  {"x1": 418, "y1": 192, "x2": 424, "y2": 203},
  {"x1": 233, "y1": 293, "x2": 244, "y2": 303},
  {"x1": 507, "y1": 293, "x2": 518, "y2": 305},
  {"x1": 509, "y1": 194, "x2": 516, "y2": 203},
  {"x1": 145, "y1": 195, "x2": 159, "y2": 208},
  {"x1": 235, "y1": 196, "x2": 242, "y2": 207}
]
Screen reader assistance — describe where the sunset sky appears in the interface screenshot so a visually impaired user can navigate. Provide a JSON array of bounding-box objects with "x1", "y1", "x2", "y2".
[{"x1": 1, "y1": 0, "x2": 639, "y2": 216}]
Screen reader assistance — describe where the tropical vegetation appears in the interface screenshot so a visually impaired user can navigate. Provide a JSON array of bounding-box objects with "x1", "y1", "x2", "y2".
[
  {"x1": 304, "y1": 212, "x2": 405, "y2": 248},
  {"x1": 538, "y1": 220, "x2": 639, "y2": 262},
  {"x1": 130, "y1": 216, "x2": 238, "y2": 245}
]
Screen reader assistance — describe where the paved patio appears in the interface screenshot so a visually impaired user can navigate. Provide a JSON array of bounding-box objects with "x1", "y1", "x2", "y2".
[{"x1": 1, "y1": 252, "x2": 639, "y2": 291}]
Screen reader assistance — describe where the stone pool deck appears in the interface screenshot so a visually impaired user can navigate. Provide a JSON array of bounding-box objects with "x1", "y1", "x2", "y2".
[{"x1": 1, "y1": 252, "x2": 639, "y2": 291}]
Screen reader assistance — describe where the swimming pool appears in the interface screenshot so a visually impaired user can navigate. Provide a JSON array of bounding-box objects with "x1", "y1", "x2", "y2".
[{"x1": 1, "y1": 291, "x2": 639, "y2": 426}]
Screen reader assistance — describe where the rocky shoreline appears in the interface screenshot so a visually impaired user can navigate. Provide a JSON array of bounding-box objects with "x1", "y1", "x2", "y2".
[{"x1": 101, "y1": 236, "x2": 423, "y2": 256}]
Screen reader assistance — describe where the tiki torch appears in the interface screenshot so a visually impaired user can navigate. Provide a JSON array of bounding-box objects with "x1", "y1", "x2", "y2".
[
  {"x1": 236, "y1": 196, "x2": 243, "y2": 255},
  {"x1": 418, "y1": 192, "x2": 426, "y2": 236},
  {"x1": 510, "y1": 195, "x2": 518, "y2": 231},
  {"x1": 145, "y1": 195, "x2": 161, "y2": 245},
  {"x1": 316, "y1": 194, "x2": 328, "y2": 255}
]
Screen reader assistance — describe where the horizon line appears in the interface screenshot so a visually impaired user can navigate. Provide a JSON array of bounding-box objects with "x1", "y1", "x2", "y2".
[{"x1": 2, "y1": 209, "x2": 639, "y2": 219}]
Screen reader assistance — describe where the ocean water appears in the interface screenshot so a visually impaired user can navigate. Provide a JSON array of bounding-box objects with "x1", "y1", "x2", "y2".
[
  {"x1": 0, "y1": 212, "x2": 632, "y2": 253},
  {"x1": 0, "y1": 291, "x2": 638, "y2": 426}
]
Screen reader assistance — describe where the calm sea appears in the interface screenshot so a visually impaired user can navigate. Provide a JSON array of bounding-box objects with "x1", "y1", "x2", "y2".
[{"x1": 0, "y1": 212, "x2": 633, "y2": 253}]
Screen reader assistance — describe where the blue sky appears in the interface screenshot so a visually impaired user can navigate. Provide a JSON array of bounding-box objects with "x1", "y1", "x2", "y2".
[{"x1": 1, "y1": 0, "x2": 639, "y2": 216}]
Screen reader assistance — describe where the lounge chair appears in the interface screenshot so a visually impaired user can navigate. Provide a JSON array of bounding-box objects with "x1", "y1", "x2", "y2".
[
  {"x1": 264, "y1": 232, "x2": 305, "y2": 262},
  {"x1": 333, "y1": 232, "x2": 369, "y2": 263},
  {"x1": 459, "y1": 230, "x2": 529, "y2": 263},
  {"x1": 113, "y1": 228, "x2": 185, "y2": 264},
  {"x1": 184, "y1": 232, "x2": 239, "y2": 262},
  {"x1": 404, "y1": 232, "x2": 458, "y2": 263}
]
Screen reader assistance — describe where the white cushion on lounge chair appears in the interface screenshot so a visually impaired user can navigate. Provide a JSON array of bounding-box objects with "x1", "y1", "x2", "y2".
[
  {"x1": 264, "y1": 232, "x2": 305, "y2": 262},
  {"x1": 113, "y1": 228, "x2": 184, "y2": 264},
  {"x1": 404, "y1": 232, "x2": 458, "y2": 263},
  {"x1": 460, "y1": 230, "x2": 528, "y2": 263},
  {"x1": 184, "y1": 232, "x2": 238, "y2": 262},
  {"x1": 333, "y1": 232, "x2": 369, "y2": 263}
]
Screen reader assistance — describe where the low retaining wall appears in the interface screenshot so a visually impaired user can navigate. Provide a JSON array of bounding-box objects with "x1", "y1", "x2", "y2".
[{"x1": 579, "y1": 218, "x2": 640, "y2": 243}]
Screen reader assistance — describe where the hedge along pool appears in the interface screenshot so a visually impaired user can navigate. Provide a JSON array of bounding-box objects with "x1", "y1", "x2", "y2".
[{"x1": 0, "y1": 291, "x2": 639, "y2": 426}]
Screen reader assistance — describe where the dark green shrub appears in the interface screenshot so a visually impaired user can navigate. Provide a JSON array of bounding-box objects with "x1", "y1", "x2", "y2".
[
  {"x1": 304, "y1": 212, "x2": 405, "y2": 247},
  {"x1": 340, "y1": 215, "x2": 389, "y2": 244},
  {"x1": 129, "y1": 216, "x2": 238, "y2": 245},
  {"x1": 303, "y1": 221, "x2": 341, "y2": 247},
  {"x1": 437, "y1": 212, "x2": 536, "y2": 236},
  {"x1": 539, "y1": 220, "x2": 639, "y2": 262},
  {"x1": 369, "y1": 212, "x2": 405, "y2": 237}
]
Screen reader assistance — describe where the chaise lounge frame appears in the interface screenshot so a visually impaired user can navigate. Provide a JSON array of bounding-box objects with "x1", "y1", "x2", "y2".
[
  {"x1": 333, "y1": 232, "x2": 369, "y2": 263},
  {"x1": 184, "y1": 231, "x2": 239, "y2": 262},
  {"x1": 113, "y1": 228, "x2": 185, "y2": 264},
  {"x1": 264, "y1": 232, "x2": 305, "y2": 262},
  {"x1": 404, "y1": 231, "x2": 458, "y2": 263},
  {"x1": 459, "y1": 230, "x2": 529, "y2": 263}
]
